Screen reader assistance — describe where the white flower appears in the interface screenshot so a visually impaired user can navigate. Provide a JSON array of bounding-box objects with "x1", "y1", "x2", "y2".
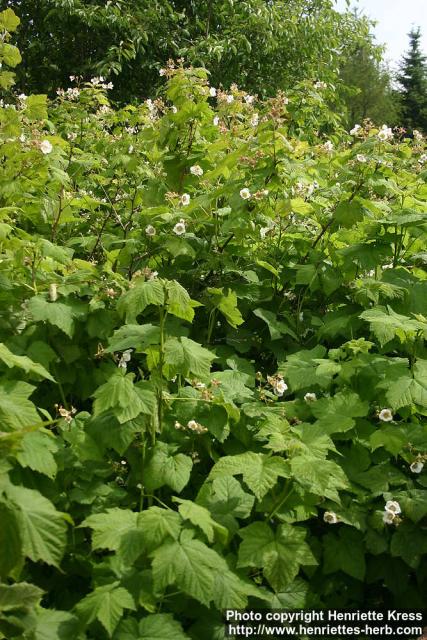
[
  {"x1": 383, "y1": 511, "x2": 395, "y2": 525},
  {"x1": 40, "y1": 140, "x2": 53, "y2": 155},
  {"x1": 171, "y1": 105, "x2": 178, "y2": 114},
  {"x1": 180, "y1": 193, "x2": 190, "y2": 206},
  {"x1": 413, "y1": 129, "x2": 423, "y2": 141},
  {"x1": 244, "y1": 94, "x2": 254, "y2": 104},
  {"x1": 323, "y1": 140, "x2": 334, "y2": 153},
  {"x1": 69, "y1": 75, "x2": 75, "y2": 81},
  {"x1": 19, "y1": 133, "x2": 26, "y2": 143},
  {"x1": 187, "y1": 420, "x2": 198, "y2": 431},
  {"x1": 250, "y1": 113, "x2": 259, "y2": 126},
  {"x1": 226, "y1": 94, "x2": 234, "y2": 104},
  {"x1": 274, "y1": 378, "x2": 288, "y2": 397},
  {"x1": 190, "y1": 165, "x2": 203, "y2": 176},
  {"x1": 350, "y1": 124, "x2": 362, "y2": 135},
  {"x1": 410, "y1": 461, "x2": 424, "y2": 474},
  {"x1": 145, "y1": 224, "x2": 156, "y2": 236},
  {"x1": 173, "y1": 219, "x2": 186, "y2": 235},
  {"x1": 379, "y1": 408, "x2": 393, "y2": 422},
  {"x1": 377, "y1": 125, "x2": 393, "y2": 141},
  {"x1": 260, "y1": 227, "x2": 270, "y2": 239},
  {"x1": 49, "y1": 283, "x2": 58, "y2": 302},
  {"x1": 385, "y1": 500, "x2": 401, "y2": 515},
  {"x1": 314, "y1": 81, "x2": 327, "y2": 90},
  {"x1": 128, "y1": 144, "x2": 134, "y2": 154},
  {"x1": 304, "y1": 392, "x2": 317, "y2": 402},
  {"x1": 323, "y1": 511, "x2": 338, "y2": 524},
  {"x1": 213, "y1": 116, "x2": 220, "y2": 126},
  {"x1": 418, "y1": 153, "x2": 427, "y2": 165},
  {"x1": 240, "y1": 187, "x2": 251, "y2": 200},
  {"x1": 356, "y1": 154, "x2": 367, "y2": 163},
  {"x1": 159, "y1": 68, "x2": 166, "y2": 76},
  {"x1": 118, "y1": 349, "x2": 132, "y2": 369},
  {"x1": 209, "y1": 87, "x2": 217, "y2": 97}
]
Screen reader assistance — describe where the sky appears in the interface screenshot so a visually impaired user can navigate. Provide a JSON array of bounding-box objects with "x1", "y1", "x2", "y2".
[{"x1": 335, "y1": 0, "x2": 427, "y2": 69}]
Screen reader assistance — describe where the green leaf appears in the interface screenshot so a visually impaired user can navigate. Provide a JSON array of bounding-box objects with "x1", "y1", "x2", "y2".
[
  {"x1": 0, "y1": 500, "x2": 22, "y2": 577},
  {"x1": 6, "y1": 485, "x2": 67, "y2": 567},
  {"x1": 117, "y1": 278, "x2": 164, "y2": 323},
  {"x1": 137, "y1": 613, "x2": 189, "y2": 639},
  {"x1": 0, "y1": 343, "x2": 55, "y2": 381},
  {"x1": 0, "y1": 380, "x2": 40, "y2": 431},
  {"x1": 208, "y1": 288, "x2": 244, "y2": 328},
  {"x1": 25, "y1": 94, "x2": 48, "y2": 121},
  {"x1": 208, "y1": 452, "x2": 290, "y2": 500},
  {"x1": 0, "y1": 582, "x2": 42, "y2": 612},
  {"x1": 311, "y1": 390, "x2": 369, "y2": 434},
  {"x1": 390, "y1": 522, "x2": 427, "y2": 568},
  {"x1": 17, "y1": 431, "x2": 58, "y2": 478},
  {"x1": 360, "y1": 306, "x2": 427, "y2": 346},
  {"x1": 253, "y1": 308, "x2": 297, "y2": 340},
  {"x1": 33, "y1": 609, "x2": 81, "y2": 640},
  {"x1": 1, "y1": 43, "x2": 21, "y2": 67},
  {"x1": 28, "y1": 296, "x2": 77, "y2": 338},
  {"x1": 323, "y1": 527, "x2": 366, "y2": 580},
  {"x1": 151, "y1": 535, "x2": 221, "y2": 606},
  {"x1": 173, "y1": 498, "x2": 228, "y2": 544},
  {"x1": 290, "y1": 455, "x2": 349, "y2": 501},
  {"x1": 278, "y1": 346, "x2": 336, "y2": 391},
  {"x1": 166, "y1": 280, "x2": 199, "y2": 323},
  {"x1": 92, "y1": 372, "x2": 156, "y2": 424},
  {"x1": 238, "y1": 522, "x2": 317, "y2": 591},
  {"x1": 143, "y1": 442, "x2": 192, "y2": 493},
  {"x1": 164, "y1": 336, "x2": 216, "y2": 378},
  {"x1": 80, "y1": 508, "x2": 138, "y2": 551},
  {"x1": 76, "y1": 582, "x2": 135, "y2": 637},
  {"x1": 137, "y1": 507, "x2": 181, "y2": 553},
  {"x1": 0, "y1": 8, "x2": 20, "y2": 33},
  {"x1": 384, "y1": 361, "x2": 427, "y2": 410},
  {"x1": 106, "y1": 324, "x2": 160, "y2": 352}
]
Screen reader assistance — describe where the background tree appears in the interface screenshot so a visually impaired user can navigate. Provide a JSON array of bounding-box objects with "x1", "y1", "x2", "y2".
[
  {"x1": 9, "y1": 0, "x2": 377, "y2": 102},
  {"x1": 339, "y1": 44, "x2": 400, "y2": 129},
  {"x1": 397, "y1": 27, "x2": 427, "y2": 132}
]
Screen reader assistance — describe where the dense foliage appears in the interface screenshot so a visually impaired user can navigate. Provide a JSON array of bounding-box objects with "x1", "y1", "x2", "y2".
[
  {"x1": 1, "y1": 8, "x2": 427, "y2": 639},
  {"x1": 10, "y1": 0, "x2": 375, "y2": 102}
]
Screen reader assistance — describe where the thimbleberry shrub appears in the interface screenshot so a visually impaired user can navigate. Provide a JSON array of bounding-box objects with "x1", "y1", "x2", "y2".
[{"x1": 0, "y1": 9, "x2": 426, "y2": 639}]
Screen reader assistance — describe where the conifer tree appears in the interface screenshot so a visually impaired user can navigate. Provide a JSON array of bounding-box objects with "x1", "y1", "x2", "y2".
[{"x1": 397, "y1": 27, "x2": 427, "y2": 132}]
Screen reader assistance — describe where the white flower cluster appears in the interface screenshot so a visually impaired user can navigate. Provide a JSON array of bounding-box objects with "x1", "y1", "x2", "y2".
[
  {"x1": 304, "y1": 392, "x2": 317, "y2": 402},
  {"x1": 291, "y1": 180, "x2": 319, "y2": 198},
  {"x1": 350, "y1": 124, "x2": 362, "y2": 136},
  {"x1": 118, "y1": 349, "x2": 132, "y2": 370},
  {"x1": 323, "y1": 140, "x2": 334, "y2": 153},
  {"x1": 173, "y1": 219, "x2": 186, "y2": 235},
  {"x1": 377, "y1": 124, "x2": 393, "y2": 142},
  {"x1": 413, "y1": 129, "x2": 423, "y2": 141},
  {"x1": 383, "y1": 500, "x2": 401, "y2": 525},
  {"x1": 378, "y1": 408, "x2": 393, "y2": 422},
  {"x1": 40, "y1": 140, "x2": 53, "y2": 155},
  {"x1": 190, "y1": 165, "x2": 203, "y2": 176},
  {"x1": 314, "y1": 81, "x2": 327, "y2": 90},
  {"x1": 410, "y1": 460, "x2": 424, "y2": 473},
  {"x1": 418, "y1": 154, "x2": 427, "y2": 165},
  {"x1": 323, "y1": 511, "x2": 338, "y2": 524},
  {"x1": 90, "y1": 76, "x2": 113, "y2": 90},
  {"x1": 57, "y1": 87, "x2": 80, "y2": 100},
  {"x1": 55, "y1": 404, "x2": 77, "y2": 424},
  {"x1": 174, "y1": 420, "x2": 208, "y2": 435},
  {"x1": 267, "y1": 374, "x2": 288, "y2": 397}
]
